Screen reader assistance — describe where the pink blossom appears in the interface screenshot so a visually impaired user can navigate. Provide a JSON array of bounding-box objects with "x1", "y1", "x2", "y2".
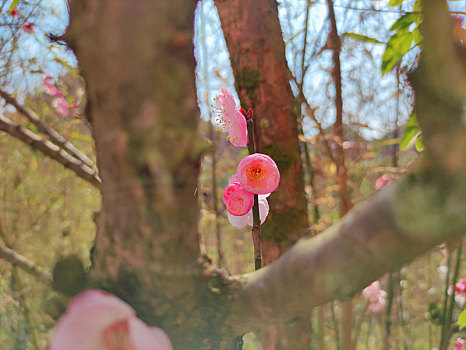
[
  {"x1": 212, "y1": 88, "x2": 248, "y2": 147},
  {"x1": 455, "y1": 338, "x2": 465, "y2": 350},
  {"x1": 43, "y1": 75, "x2": 59, "y2": 96},
  {"x1": 237, "y1": 153, "x2": 280, "y2": 195},
  {"x1": 362, "y1": 281, "x2": 387, "y2": 313},
  {"x1": 449, "y1": 277, "x2": 466, "y2": 298},
  {"x1": 375, "y1": 175, "x2": 392, "y2": 190},
  {"x1": 52, "y1": 95, "x2": 69, "y2": 117},
  {"x1": 223, "y1": 182, "x2": 254, "y2": 216},
  {"x1": 11, "y1": 9, "x2": 18, "y2": 19},
  {"x1": 20, "y1": 22, "x2": 35, "y2": 34},
  {"x1": 50, "y1": 290, "x2": 172, "y2": 350},
  {"x1": 228, "y1": 195, "x2": 270, "y2": 228}
]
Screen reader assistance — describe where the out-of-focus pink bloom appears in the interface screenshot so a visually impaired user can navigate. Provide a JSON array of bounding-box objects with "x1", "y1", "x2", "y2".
[
  {"x1": 455, "y1": 338, "x2": 465, "y2": 350},
  {"x1": 228, "y1": 194, "x2": 270, "y2": 228},
  {"x1": 52, "y1": 95, "x2": 69, "y2": 117},
  {"x1": 50, "y1": 289, "x2": 172, "y2": 350},
  {"x1": 449, "y1": 277, "x2": 466, "y2": 298},
  {"x1": 223, "y1": 182, "x2": 254, "y2": 216},
  {"x1": 72, "y1": 102, "x2": 78, "y2": 109},
  {"x1": 375, "y1": 175, "x2": 392, "y2": 190},
  {"x1": 43, "y1": 75, "x2": 59, "y2": 96},
  {"x1": 237, "y1": 153, "x2": 280, "y2": 195},
  {"x1": 212, "y1": 88, "x2": 248, "y2": 147},
  {"x1": 20, "y1": 22, "x2": 35, "y2": 33},
  {"x1": 11, "y1": 9, "x2": 18, "y2": 19},
  {"x1": 362, "y1": 281, "x2": 387, "y2": 313}
]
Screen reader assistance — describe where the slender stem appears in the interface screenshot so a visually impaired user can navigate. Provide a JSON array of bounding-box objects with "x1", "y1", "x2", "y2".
[
  {"x1": 247, "y1": 115, "x2": 262, "y2": 270},
  {"x1": 330, "y1": 302, "x2": 341, "y2": 350},
  {"x1": 440, "y1": 240, "x2": 463, "y2": 350},
  {"x1": 440, "y1": 254, "x2": 452, "y2": 349}
]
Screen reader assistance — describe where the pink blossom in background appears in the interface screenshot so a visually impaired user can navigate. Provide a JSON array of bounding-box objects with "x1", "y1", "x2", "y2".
[
  {"x1": 50, "y1": 289, "x2": 172, "y2": 350},
  {"x1": 228, "y1": 195, "x2": 270, "y2": 229},
  {"x1": 212, "y1": 88, "x2": 247, "y2": 147},
  {"x1": 237, "y1": 153, "x2": 280, "y2": 195},
  {"x1": 52, "y1": 95, "x2": 69, "y2": 117},
  {"x1": 20, "y1": 21, "x2": 35, "y2": 33},
  {"x1": 455, "y1": 338, "x2": 465, "y2": 350},
  {"x1": 223, "y1": 182, "x2": 254, "y2": 216},
  {"x1": 362, "y1": 281, "x2": 387, "y2": 313},
  {"x1": 375, "y1": 175, "x2": 392, "y2": 190},
  {"x1": 43, "y1": 75, "x2": 59, "y2": 96},
  {"x1": 449, "y1": 277, "x2": 466, "y2": 298}
]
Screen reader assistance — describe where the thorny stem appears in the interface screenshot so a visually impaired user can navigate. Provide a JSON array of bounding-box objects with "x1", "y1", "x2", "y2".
[
  {"x1": 440, "y1": 254, "x2": 452, "y2": 349},
  {"x1": 246, "y1": 109, "x2": 262, "y2": 271}
]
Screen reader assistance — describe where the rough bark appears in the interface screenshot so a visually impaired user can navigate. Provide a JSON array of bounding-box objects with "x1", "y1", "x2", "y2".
[{"x1": 214, "y1": 0, "x2": 308, "y2": 262}]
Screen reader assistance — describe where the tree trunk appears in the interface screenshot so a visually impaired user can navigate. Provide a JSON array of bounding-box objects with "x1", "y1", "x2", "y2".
[{"x1": 214, "y1": 0, "x2": 310, "y2": 348}]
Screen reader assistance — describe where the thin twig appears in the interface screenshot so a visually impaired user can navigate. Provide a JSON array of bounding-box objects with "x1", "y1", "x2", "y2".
[
  {"x1": 0, "y1": 89, "x2": 98, "y2": 172},
  {"x1": 0, "y1": 245, "x2": 52, "y2": 285},
  {"x1": 247, "y1": 111, "x2": 262, "y2": 271},
  {"x1": 0, "y1": 113, "x2": 101, "y2": 187}
]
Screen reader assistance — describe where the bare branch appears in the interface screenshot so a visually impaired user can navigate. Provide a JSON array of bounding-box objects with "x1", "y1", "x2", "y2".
[
  {"x1": 0, "y1": 245, "x2": 52, "y2": 285},
  {"x1": 0, "y1": 89, "x2": 98, "y2": 172},
  {"x1": 0, "y1": 113, "x2": 101, "y2": 187}
]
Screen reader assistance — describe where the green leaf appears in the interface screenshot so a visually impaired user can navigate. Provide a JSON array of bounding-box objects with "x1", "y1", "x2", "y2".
[
  {"x1": 343, "y1": 33, "x2": 383, "y2": 44},
  {"x1": 382, "y1": 29, "x2": 413, "y2": 75},
  {"x1": 459, "y1": 309, "x2": 466, "y2": 330},
  {"x1": 412, "y1": 27, "x2": 422, "y2": 46},
  {"x1": 400, "y1": 113, "x2": 420, "y2": 150},
  {"x1": 389, "y1": 0, "x2": 403, "y2": 7},
  {"x1": 415, "y1": 134, "x2": 425, "y2": 152},
  {"x1": 8, "y1": 0, "x2": 19, "y2": 12},
  {"x1": 390, "y1": 13, "x2": 421, "y2": 32}
]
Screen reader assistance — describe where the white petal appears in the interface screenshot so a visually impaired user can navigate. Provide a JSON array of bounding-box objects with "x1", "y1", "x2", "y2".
[{"x1": 228, "y1": 212, "x2": 250, "y2": 228}]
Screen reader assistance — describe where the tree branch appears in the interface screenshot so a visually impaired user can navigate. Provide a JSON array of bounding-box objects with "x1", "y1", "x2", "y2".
[
  {"x1": 226, "y1": 175, "x2": 465, "y2": 333},
  {"x1": 0, "y1": 245, "x2": 52, "y2": 285},
  {"x1": 0, "y1": 89, "x2": 98, "y2": 172},
  {"x1": 0, "y1": 113, "x2": 101, "y2": 187}
]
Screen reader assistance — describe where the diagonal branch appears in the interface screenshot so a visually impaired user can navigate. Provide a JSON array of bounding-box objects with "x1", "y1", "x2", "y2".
[
  {"x1": 226, "y1": 174, "x2": 465, "y2": 333},
  {"x1": 0, "y1": 245, "x2": 52, "y2": 285},
  {"x1": 0, "y1": 89, "x2": 98, "y2": 172},
  {"x1": 0, "y1": 113, "x2": 101, "y2": 187}
]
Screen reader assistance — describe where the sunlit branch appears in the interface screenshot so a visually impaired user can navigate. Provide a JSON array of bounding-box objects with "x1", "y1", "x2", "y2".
[
  {"x1": 0, "y1": 244, "x2": 52, "y2": 285},
  {"x1": 0, "y1": 113, "x2": 101, "y2": 187},
  {"x1": 0, "y1": 89, "x2": 98, "y2": 173}
]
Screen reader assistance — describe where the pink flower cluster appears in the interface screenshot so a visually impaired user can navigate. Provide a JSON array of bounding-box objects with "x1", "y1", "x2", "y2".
[
  {"x1": 375, "y1": 175, "x2": 392, "y2": 190},
  {"x1": 50, "y1": 290, "x2": 172, "y2": 350},
  {"x1": 43, "y1": 75, "x2": 69, "y2": 117},
  {"x1": 455, "y1": 338, "x2": 465, "y2": 350},
  {"x1": 362, "y1": 281, "x2": 387, "y2": 313},
  {"x1": 212, "y1": 88, "x2": 247, "y2": 147},
  {"x1": 20, "y1": 21, "x2": 35, "y2": 34},
  {"x1": 223, "y1": 153, "x2": 280, "y2": 228},
  {"x1": 449, "y1": 278, "x2": 466, "y2": 297}
]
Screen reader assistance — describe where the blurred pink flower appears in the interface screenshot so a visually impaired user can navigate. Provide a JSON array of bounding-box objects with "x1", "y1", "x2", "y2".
[
  {"x1": 375, "y1": 175, "x2": 392, "y2": 190},
  {"x1": 362, "y1": 281, "x2": 387, "y2": 313},
  {"x1": 50, "y1": 289, "x2": 172, "y2": 350},
  {"x1": 449, "y1": 277, "x2": 466, "y2": 298},
  {"x1": 237, "y1": 153, "x2": 280, "y2": 195},
  {"x1": 20, "y1": 22, "x2": 35, "y2": 33},
  {"x1": 11, "y1": 9, "x2": 18, "y2": 19},
  {"x1": 43, "y1": 75, "x2": 59, "y2": 96},
  {"x1": 228, "y1": 194, "x2": 270, "y2": 228},
  {"x1": 455, "y1": 338, "x2": 465, "y2": 350},
  {"x1": 212, "y1": 88, "x2": 247, "y2": 147},
  {"x1": 52, "y1": 95, "x2": 69, "y2": 117},
  {"x1": 223, "y1": 182, "x2": 254, "y2": 216}
]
